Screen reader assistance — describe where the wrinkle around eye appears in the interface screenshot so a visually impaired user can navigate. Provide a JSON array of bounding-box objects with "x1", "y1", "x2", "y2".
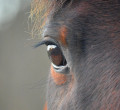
[{"x1": 51, "y1": 65, "x2": 67, "y2": 85}]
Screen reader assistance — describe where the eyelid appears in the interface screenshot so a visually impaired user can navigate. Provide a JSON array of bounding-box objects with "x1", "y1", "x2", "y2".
[{"x1": 34, "y1": 37, "x2": 59, "y2": 48}]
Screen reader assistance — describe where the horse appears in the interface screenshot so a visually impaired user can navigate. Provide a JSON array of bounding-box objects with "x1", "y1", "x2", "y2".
[{"x1": 31, "y1": 0, "x2": 120, "y2": 110}]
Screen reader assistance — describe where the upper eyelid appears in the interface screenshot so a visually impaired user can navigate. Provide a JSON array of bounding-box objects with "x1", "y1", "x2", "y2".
[{"x1": 34, "y1": 37, "x2": 60, "y2": 48}]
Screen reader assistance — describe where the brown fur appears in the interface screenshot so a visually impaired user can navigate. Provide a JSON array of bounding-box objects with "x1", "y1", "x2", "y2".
[{"x1": 31, "y1": 0, "x2": 120, "y2": 110}]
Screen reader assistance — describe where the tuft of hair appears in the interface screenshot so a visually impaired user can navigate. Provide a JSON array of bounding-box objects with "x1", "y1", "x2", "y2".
[
  {"x1": 29, "y1": 0, "x2": 52, "y2": 38},
  {"x1": 30, "y1": 0, "x2": 70, "y2": 39}
]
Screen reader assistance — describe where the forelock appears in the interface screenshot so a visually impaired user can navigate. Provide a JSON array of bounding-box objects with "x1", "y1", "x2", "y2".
[{"x1": 30, "y1": 0, "x2": 72, "y2": 38}]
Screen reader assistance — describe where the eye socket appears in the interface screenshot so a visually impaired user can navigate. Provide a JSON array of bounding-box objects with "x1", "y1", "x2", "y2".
[{"x1": 34, "y1": 37, "x2": 69, "y2": 74}]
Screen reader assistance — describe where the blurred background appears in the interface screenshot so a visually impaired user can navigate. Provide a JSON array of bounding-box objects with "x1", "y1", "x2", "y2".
[{"x1": 0, "y1": 0, "x2": 50, "y2": 110}]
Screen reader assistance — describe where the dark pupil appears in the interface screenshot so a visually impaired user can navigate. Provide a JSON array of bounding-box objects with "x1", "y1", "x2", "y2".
[{"x1": 47, "y1": 45, "x2": 66, "y2": 66}]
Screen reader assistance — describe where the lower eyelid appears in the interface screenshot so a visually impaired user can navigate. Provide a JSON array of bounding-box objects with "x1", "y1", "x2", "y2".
[{"x1": 52, "y1": 63, "x2": 69, "y2": 74}]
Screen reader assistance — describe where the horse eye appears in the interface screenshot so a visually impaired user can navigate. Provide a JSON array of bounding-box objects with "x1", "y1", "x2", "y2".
[
  {"x1": 34, "y1": 38, "x2": 70, "y2": 74},
  {"x1": 47, "y1": 45, "x2": 67, "y2": 66}
]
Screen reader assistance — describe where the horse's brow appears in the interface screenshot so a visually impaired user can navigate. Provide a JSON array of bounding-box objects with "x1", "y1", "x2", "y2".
[
  {"x1": 43, "y1": 25, "x2": 68, "y2": 46},
  {"x1": 59, "y1": 25, "x2": 68, "y2": 46}
]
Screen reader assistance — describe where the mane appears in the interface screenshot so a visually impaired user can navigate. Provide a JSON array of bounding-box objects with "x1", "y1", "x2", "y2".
[{"x1": 30, "y1": 0, "x2": 69, "y2": 38}]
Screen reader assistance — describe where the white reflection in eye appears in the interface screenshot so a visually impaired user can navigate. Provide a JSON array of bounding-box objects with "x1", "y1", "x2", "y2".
[{"x1": 47, "y1": 45, "x2": 57, "y2": 52}]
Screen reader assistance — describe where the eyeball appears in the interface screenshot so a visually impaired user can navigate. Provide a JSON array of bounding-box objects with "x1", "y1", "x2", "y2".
[
  {"x1": 47, "y1": 45, "x2": 69, "y2": 74},
  {"x1": 47, "y1": 45, "x2": 66, "y2": 66}
]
